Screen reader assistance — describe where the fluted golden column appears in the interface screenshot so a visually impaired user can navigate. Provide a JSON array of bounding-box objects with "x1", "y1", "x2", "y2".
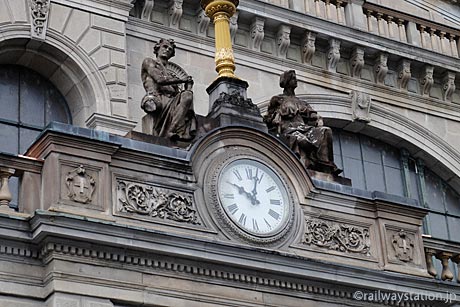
[{"x1": 201, "y1": 0, "x2": 239, "y2": 79}]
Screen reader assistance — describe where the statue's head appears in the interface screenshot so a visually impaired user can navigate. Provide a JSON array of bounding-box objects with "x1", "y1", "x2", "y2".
[
  {"x1": 154, "y1": 38, "x2": 176, "y2": 58},
  {"x1": 279, "y1": 70, "x2": 297, "y2": 89}
]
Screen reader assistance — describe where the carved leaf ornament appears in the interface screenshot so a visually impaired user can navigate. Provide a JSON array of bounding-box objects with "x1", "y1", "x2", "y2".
[
  {"x1": 303, "y1": 218, "x2": 370, "y2": 255},
  {"x1": 118, "y1": 181, "x2": 200, "y2": 224}
]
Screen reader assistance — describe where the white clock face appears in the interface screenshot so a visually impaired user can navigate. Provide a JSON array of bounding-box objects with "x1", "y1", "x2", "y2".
[{"x1": 217, "y1": 159, "x2": 289, "y2": 236}]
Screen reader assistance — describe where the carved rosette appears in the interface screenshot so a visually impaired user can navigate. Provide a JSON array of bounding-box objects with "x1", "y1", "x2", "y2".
[
  {"x1": 276, "y1": 25, "x2": 291, "y2": 58},
  {"x1": 250, "y1": 17, "x2": 265, "y2": 51},
  {"x1": 442, "y1": 71, "x2": 456, "y2": 102},
  {"x1": 420, "y1": 65, "x2": 434, "y2": 96},
  {"x1": 169, "y1": 0, "x2": 183, "y2": 27},
  {"x1": 350, "y1": 46, "x2": 365, "y2": 78},
  {"x1": 117, "y1": 180, "x2": 200, "y2": 225},
  {"x1": 65, "y1": 165, "x2": 96, "y2": 204},
  {"x1": 303, "y1": 217, "x2": 371, "y2": 255},
  {"x1": 374, "y1": 53, "x2": 388, "y2": 84},
  {"x1": 351, "y1": 90, "x2": 371, "y2": 123},
  {"x1": 327, "y1": 38, "x2": 341, "y2": 72},
  {"x1": 301, "y1": 31, "x2": 316, "y2": 64},
  {"x1": 397, "y1": 59, "x2": 411, "y2": 90},
  {"x1": 391, "y1": 230, "x2": 415, "y2": 262},
  {"x1": 30, "y1": 0, "x2": 50, "y2": 40}
]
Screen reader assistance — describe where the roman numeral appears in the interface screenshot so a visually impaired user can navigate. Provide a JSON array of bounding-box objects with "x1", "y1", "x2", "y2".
[
  {"x1": 268, "y1": 209, "x2": 280, "y2": 221},
  {"x1": 270, "y1": 199, "x2": 281, "y2": 205},
  {"x1": 238, "y1": 213, "x2": 247, "y2": 226},
  {"x1": 227, "y1": 203, "x2": 238, "y2": 215},
  {"x1": 233, "y1": 169, "x2": 242, "y2": 181},
  {"x1": 266, "y1": 186, "x2": 275, "y2": 193},
  {"x1": 257, "y1": 173, "x2": 264, "y2": 184},
  {"x1": 223, "y1": 193, "x2": 234, "y2": 199},
  {"x1": 252, "y1": 218, "x2": 259, "y2": 231},
  {"x1": 245, "y1": 167, "x2": 252, "y2": 179},
  {"x1": 264, "y1": 218, "x2": 272, "y2": 229}
]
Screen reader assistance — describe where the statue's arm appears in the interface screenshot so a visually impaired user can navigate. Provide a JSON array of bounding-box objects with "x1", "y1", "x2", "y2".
[
  {"x1": 264, "y1": 96, "x2": 282, "y2": 130},
  {"x1": 142, "y1": 58, "x2": 190, "y2": 86}
]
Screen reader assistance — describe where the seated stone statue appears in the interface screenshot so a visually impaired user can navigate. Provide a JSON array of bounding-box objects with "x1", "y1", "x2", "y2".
[
  {"x1": 141, "y1": 38, "x2": 196, "y2": 141},
  {"x1": 264, "y1": 70, "x2": 341, "y2": 175}
]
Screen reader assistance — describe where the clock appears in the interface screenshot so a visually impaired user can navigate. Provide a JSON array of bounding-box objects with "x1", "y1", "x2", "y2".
[{"x1": 216, "y1": 158, "x2": 292, "y2": 240}]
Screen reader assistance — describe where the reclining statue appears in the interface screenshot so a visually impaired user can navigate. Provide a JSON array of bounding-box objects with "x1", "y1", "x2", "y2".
[
  {"x1": 141, "y1": 38, "x2": 196, "y2": 141},
  {"x1": 264, "y1": 70, "x2": 341, "y2": 175}
]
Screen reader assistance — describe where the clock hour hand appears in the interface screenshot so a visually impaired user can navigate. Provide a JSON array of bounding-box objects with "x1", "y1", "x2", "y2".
[{"x1": 228, "y1": 182, "x2": 260, "y2": 205}]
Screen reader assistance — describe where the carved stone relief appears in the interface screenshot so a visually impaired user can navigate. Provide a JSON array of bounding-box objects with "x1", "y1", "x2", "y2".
[
  {"x1": 141, "y1": 0, "x2": 155, "y2": 21},
  {"x1": 301, "y1": 31, "x2": 316, "y2": 64},
  {"x1": 442, "y1": 71, "x2": 456, "y2": 102},
  {"x1": 197, "y1": 9, "x2": 210, "y2": 35},
  {"x1": 397, "y1": 59, "x2": 411, "y2": 90},
  {"x1": 303, "y1": 217, "x2": 371, "y2": 255},
  {"x1": 65, "y1": 165, "x2": 96, "y2": 204},
  {"x1": 351, "y1": 90, "x2": 371, "y2": 123},
  {"x1": 117, "y1": 180, "x2": 200, "y2": 225},
  {"x1": 30, "y1": 0, "x2": 50, "y2": 40},
  {"x1": 230, "y1": 11, "x2": 239, "y2": 41},
  {"x1": 250, "y1": 17, "x2": 264, "y2": 51},
  {"x1": 374, "y1": 52, "x2": 388, "y2": 84},
  {"x1": 276, "y1": 25, "x2": 291, "y2": 58},
  {"x1": 391, "y1": 229, "x2": 415, "y2": 263},
  {"x1": 350, "y1": 46, "x2": 364, "y2": 78},
  {"x1": 168, "y1": 0, "x2": 183, "y2": 28},
  {"x1": 327, "y1": 38, "x2": 341, "y2": 72},
  {"x1": 420, "y1": 65, "x2": 434, "y2": 96}
]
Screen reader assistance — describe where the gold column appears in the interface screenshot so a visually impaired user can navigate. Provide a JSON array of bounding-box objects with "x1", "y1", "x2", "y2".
[{"x1": 201, "y1": 0, "x2": 239, "y2": 79}]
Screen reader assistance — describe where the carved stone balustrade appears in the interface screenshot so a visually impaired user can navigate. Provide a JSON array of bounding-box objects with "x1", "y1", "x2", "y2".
[
  {"x1": 423, "y1": 236, "x2": 460, "y2": 283},
  {"x1": 0, "y1": 153, "x2": 43, "y2": 213}
]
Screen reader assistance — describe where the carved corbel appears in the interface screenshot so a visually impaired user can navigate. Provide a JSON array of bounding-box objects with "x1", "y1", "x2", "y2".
[
  {"x1": 250, "y1": 17, "x2": 265, "y2": 51},
  {"x1": 140, "y1": 0, "x2": 154, "y2": 21},
  {"x1": 351, "y1": 90, "x2": 371, "y2": 123},
  {"x1": 350, "y1": 46, "x2": 364, "y2": 78},
  {"x1": 327, "y1": 38, "x2": 341, "y2": 72},
  {"x1": 230, "y1": 10, "x2": 239, "y2": 41},
  {"x1": 196, "y1": 9, "x2": 210, "y2": 35},
  {"x1": 30, "y1": 0, "x2": 50, "y2": 40},
  {"x1": 276, "y1": 25, "x2": 291, "y2": 58},
  {"x1": 442, "y1": 71, "x2": 456, "y2": 102},
  {"x1": 374, "y1": 52, "x2": 388, "y2": 85},
  {"x1": 168, "y1": 0, "x2": 183, "y2": 28},
  {"x1": 424, "y1": 248, "x2": 437, "y2": 277},
  {"x1": 397, "y1": 59, "x2": 411, "y2": 90},
  {"x1": 435, "y1": 251, "x2": 454, "y2": 281},
  {"x1": 420, "y1": 65, "x2": 434, "y2": 97},
  {"x1": 301, "y1": 31, "x2": 316, "y2": 64}
]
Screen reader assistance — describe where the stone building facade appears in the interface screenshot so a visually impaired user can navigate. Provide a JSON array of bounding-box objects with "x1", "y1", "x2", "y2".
[{"x1": 0, "y1": 0, "x2": 459, "y2": 306}]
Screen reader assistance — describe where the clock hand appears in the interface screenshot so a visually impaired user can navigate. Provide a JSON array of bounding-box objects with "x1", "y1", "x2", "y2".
[{"x1": 228, "y1": 182, "x2": 260, "y2": 205}]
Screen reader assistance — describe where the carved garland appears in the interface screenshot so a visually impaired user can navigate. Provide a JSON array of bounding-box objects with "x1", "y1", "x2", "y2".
[
  {"x1": 303, "y1": 217, "x2": 371, "y2": 255},
  {"x1": 117, "y1": 180, "x2": 200, "y2": 225}
]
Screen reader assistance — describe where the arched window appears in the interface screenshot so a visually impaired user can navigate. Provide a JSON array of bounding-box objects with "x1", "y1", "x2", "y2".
[
  {"x1": 332, "y1": 129, "x2": 460, "y2": 243},
  {"x1": 0, "y1": 65, "x2": 71, "y2": 208}
]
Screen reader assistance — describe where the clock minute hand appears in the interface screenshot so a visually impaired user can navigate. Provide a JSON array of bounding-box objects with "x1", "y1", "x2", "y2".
[{"x1": 228, "y1": 182, "x2": 260, "y2": 205}]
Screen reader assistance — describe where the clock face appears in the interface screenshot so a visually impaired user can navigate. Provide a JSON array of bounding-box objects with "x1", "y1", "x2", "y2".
[{"x1": 217, "y1": 159, "x2": 289, "y2": 236}]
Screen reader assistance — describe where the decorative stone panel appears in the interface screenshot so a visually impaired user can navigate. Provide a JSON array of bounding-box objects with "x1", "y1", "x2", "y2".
[
  {"x1": 30, "y1": 0, "x2": 50, "y2": 40},
  {"x1": 116, "y1": 178, "x2": 201, "y2": 225}
]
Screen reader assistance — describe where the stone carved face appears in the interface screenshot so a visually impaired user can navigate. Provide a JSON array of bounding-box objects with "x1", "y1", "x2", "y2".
[{"x1": 154, "y1": 39, "x2": 176, "y2": 59}]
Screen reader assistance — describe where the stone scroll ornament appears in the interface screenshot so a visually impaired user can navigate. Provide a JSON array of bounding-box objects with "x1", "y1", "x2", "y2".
[
  {"x1": 117, "y1": 180, "x2": 200, "y2": 225},
  {"x1": 303, "y1": 217, "x2": 371, "y2": 255},
  {"x1": 30, "y1": 0, "x2": 50, "y2": 40},
  {"x1": 65, "y1": 165, "x2": 96, "y2": 204}
]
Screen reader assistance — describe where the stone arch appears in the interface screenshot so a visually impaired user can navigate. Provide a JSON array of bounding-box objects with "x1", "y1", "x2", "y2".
[
  {"x1": 258, "y1": 94, "x2": 460, "y2": 190},
  {"x1": 0, "y1": 26, "x2": 110, "y2": 127}
]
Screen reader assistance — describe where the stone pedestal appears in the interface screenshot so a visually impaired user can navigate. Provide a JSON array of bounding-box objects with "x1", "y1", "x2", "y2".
[{"x1": 205, "y1": 77, "x2": 267, "y2": 132}]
